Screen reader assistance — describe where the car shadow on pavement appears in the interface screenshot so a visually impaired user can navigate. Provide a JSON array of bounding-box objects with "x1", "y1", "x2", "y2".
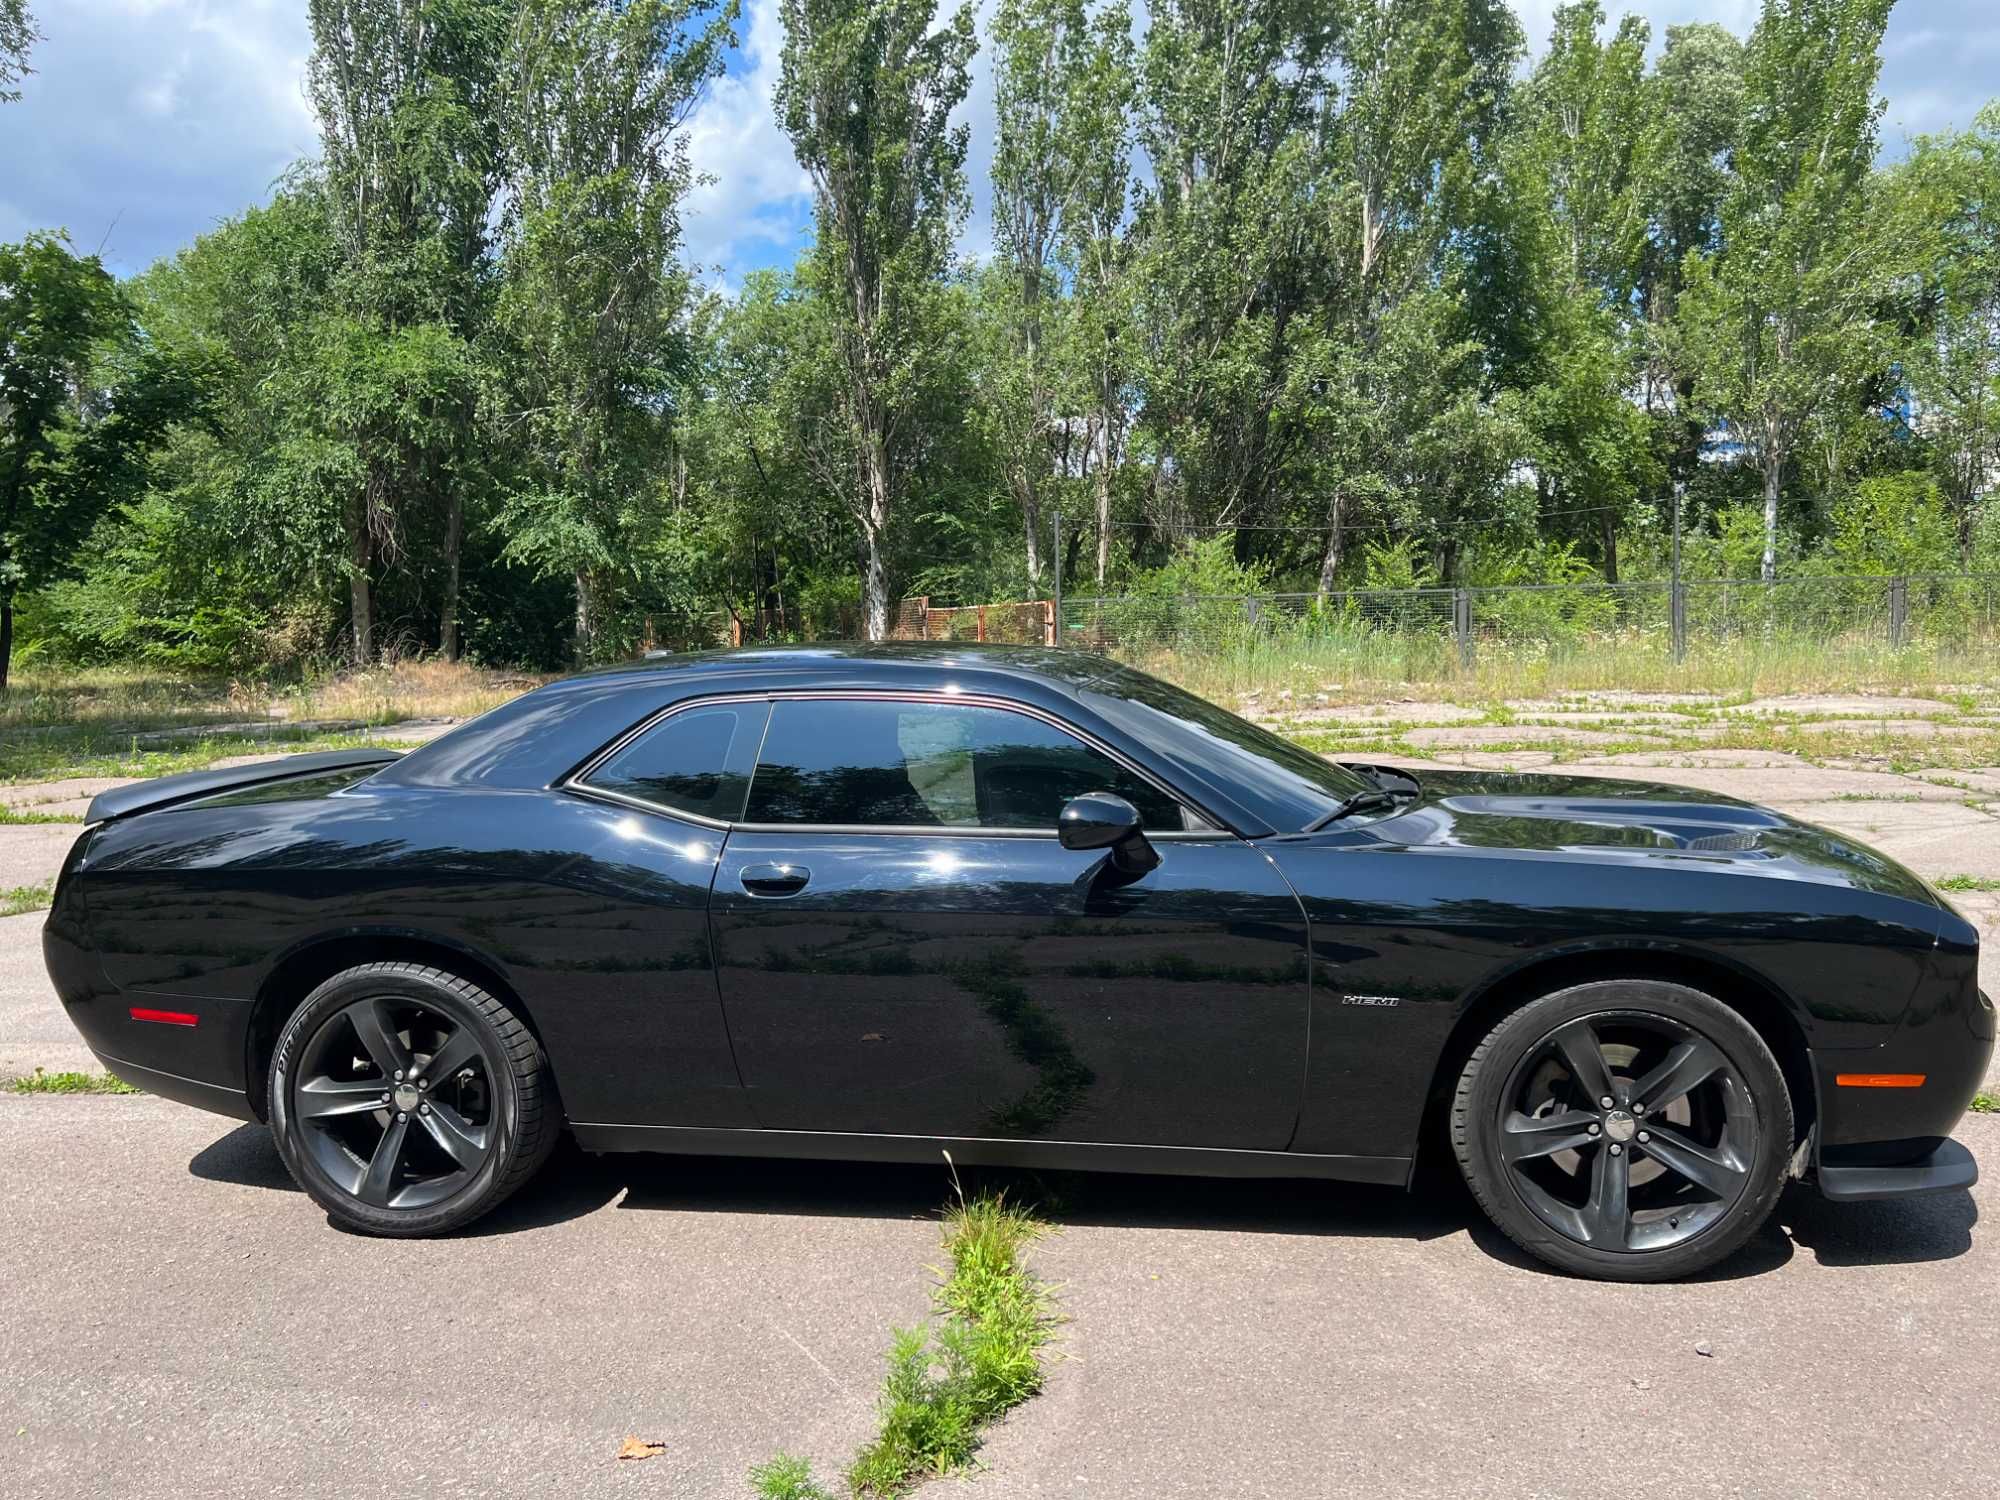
[{"x1": 188, "y1": 1125, "x2": 1977, "y2": 1275}]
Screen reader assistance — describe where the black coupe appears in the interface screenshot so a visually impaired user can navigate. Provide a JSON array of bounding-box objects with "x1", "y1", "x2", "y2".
[{"x1": 42, "y1": 646, "x2": 1989, "y2": 1279}]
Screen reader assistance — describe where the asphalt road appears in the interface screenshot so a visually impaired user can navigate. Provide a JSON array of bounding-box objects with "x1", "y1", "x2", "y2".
[{"x1": 1, "y1": 1093, "x2": 1993, "y2": 1499}]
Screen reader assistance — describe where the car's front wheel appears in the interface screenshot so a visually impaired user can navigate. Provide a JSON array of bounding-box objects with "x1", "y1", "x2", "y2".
[
  {"x1": 1451, "y1": 980, "x2": 1793, "y2": 1281},
  {"x1": 269, "y1": 962, "x2": 558, "y2": 1236}
]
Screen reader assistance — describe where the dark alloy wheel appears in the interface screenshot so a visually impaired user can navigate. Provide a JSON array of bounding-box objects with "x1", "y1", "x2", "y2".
[
  {"x1": 1452, "y1": 980, "x2": 1793, "y2": 1281},
  {"x1": 269, "y1": 963, "x2": 558, "y2": 1236}
]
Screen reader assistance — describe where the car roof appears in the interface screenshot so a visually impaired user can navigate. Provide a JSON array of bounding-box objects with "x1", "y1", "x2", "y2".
[{"x1": 373, "y1": 641, "x2": 1242, "y2": 808}]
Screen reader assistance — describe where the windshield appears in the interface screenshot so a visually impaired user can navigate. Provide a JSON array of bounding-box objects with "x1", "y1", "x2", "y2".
[{"x1": 1075, "y1": 672, "x2": 1373, "y2": 832}]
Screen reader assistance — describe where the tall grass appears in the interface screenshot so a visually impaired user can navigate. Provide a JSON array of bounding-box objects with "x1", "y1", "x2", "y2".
[
  {"x1": 752, "y1": 1180, "x2": 1055, "y2": 1500},
  {"x1": 1136, "y1": 630, "x2": 2000, "y2": 709}
]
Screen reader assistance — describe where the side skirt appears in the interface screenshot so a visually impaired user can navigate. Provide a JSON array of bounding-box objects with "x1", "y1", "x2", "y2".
[{"x1": 568, "y1": 1121, "x2": 1414, "y2": 1188}]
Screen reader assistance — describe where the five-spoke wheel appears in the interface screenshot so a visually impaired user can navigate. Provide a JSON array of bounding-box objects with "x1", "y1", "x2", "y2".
[
  {"x1": 270, "y1": 963, "x2": 557, "y2": 1236},
  {"x1": 1453, "y1": 980, "x2": 1792, "y2": 1281}
]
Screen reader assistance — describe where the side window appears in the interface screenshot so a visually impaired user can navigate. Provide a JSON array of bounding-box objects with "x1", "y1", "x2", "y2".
[
  {"x1": 579, "y1": 701, "x2": 769, "y2": 822},
  {"x1": 743, "y1": 698, "x2": 1191, "y2": 830}
]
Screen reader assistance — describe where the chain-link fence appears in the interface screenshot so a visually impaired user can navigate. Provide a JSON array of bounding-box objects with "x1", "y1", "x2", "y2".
[{"x1": 1054, "y1": 574, "x2": 2000, "y2": 678}]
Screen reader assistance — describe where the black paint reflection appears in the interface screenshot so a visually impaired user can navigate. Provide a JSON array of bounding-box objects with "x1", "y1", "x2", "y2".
[{"x1": 711, "y1": 834, "x2": 1310, "y2": 1148}]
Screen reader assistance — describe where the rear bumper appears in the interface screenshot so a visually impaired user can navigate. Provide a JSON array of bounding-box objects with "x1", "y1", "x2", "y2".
[
  {"x1": 1818, "y1": 1137, "x2": 1978, "y2": 1201},
  {"x1": 90, "y1": 1049, "x2": 259, "y2": 1123}
]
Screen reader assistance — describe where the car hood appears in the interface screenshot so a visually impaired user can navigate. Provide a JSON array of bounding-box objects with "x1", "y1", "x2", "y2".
[{"x1": 1352, "y1": 766, "x2": 1941, "y2": 906}]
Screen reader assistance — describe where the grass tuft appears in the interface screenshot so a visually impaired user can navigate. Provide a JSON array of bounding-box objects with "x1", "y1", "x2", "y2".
[
  {"x1": 1970, "y1": 1093, "x2": 1998, "y2": 1115},
  {"x1": 753, "y1": 1173, "x2": 1055, "y2": 1500},
  {"x1": 1, "y1": 881, "x2": 55, "y2": 918},
  {"x1": 1935, "y1": 875, "x2": 2000, "y2": 892},
  {"x1": 749, "y1": 1456, "x2": 838, "y2": 1500},
  {"x1": 9, "y1": 1068, "x2": 140, "y2": 1096}
]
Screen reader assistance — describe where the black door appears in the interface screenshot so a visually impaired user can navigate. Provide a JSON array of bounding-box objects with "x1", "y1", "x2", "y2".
[{"x1": 709, "y1": 695, "x2": 1311, "y2": 1149}]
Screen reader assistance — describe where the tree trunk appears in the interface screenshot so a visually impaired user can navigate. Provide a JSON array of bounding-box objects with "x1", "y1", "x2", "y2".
[
  {"x1": 1599, "y1": 508, "x2": 1619, "y2": 584},
  {"x1": 862, "y1": 523, "x2": 890, "y2": 641},
  {"x1": 0, "y1": 595, "x2": 13, "y2": 692},
  {"x1": 573, "y1": 569, "x2": 593, "y2": 664},
  {"x1": 860, "y1": 424, "x2": 893, "y2": 641},
  {"x1": 1316, "y1": 490, "x2": 1345, "y2": 597},
  {"x1": 1095, "y1": 457, "x2": 1112, "y2": 587},
  {"x1": 1761, "y1": 455, "x2": 1781, "y2": 583},
  {"x1": 1018, "y1": 475, "x2": 1042, "y2": 590},
  {"x1": 439, "y1": 488, "x2": 463, "y2": 660},
  {"x1": 348, "y1": 507, "x2": 373, "y2": 665}
]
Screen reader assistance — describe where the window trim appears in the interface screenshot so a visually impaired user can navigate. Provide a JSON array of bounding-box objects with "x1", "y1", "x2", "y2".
[{"x1": 562, "y1": 689, "x2": 1228, "y2": 840}]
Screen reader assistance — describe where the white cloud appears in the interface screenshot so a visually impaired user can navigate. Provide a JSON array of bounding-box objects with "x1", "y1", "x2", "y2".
[
  {"x1": 0, "y1": 0, "x2": 314, "y2": 273},
  {"x1": 1, "y1": 0, "x2": 1993, "y2": 282},
  {"x1": 682, "y1": 0, "x2": 813, "y2": 279}
]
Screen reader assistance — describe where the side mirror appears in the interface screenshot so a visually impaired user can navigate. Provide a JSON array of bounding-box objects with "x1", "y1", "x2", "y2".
[{"x1": 1058, "y1": 792, "x2": 1160, "y2": 877}]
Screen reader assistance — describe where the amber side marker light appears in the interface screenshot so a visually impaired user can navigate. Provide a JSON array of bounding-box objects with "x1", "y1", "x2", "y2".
[
  {"x1": 129, "y1": 1006, "x2": 198, "y2": 1027},
  {"x1": 1834, "y1": 1073, "x2": 1926, "y2": 1088}
]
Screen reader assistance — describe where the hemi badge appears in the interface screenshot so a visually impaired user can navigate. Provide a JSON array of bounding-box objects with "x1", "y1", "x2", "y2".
[{"x1": 129, "y1": 1007, "x2": 199, "y2": 1027}]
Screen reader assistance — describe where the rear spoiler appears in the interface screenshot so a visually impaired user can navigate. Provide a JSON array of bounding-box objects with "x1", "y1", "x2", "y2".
[{"x1": 84, "y1": 749, "x2": 403, "y2": 825}]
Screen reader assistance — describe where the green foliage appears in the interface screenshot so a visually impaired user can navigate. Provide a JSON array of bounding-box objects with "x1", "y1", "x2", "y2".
[
  {"x1": 749, "y1": 1186, "x2": 1052, "y2": 1500},
  {"x1": 777, "y1": 0, "x2": 978, "y2": 636},
  {"x1": 12, "y1": 0, "x2": 2000, "y2": 681},
  {"x1": 846, "y1": 1189, "x2": 1052, "y2": 1497},
  {"x1": 0, "y1": 879, "x2": 54, "y2": 917},
  {"x1": 748, "y1": 1456, "x2": 836, "y2": 1500},
  {"x1": 0, "y1": 232, "x2": 207, "y2": 686},
  {"x1": 9, "y1": 1067, "x2": 140, "y2": 1094},
  {"x1": 1823, "y1": 473, "x2": 1958, "y2": 577},
  {"x1": 0, "y1": 0, "x2": 36, "y2": 101}
]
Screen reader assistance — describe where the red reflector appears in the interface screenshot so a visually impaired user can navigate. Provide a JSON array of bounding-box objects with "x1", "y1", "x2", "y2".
[
  {"x1": 1834, "y1": 1073, "x2": 1925, "y2": 1088},
  {"x1": 129, "y1": 1007, "x2": 198, "y2": 1027}
]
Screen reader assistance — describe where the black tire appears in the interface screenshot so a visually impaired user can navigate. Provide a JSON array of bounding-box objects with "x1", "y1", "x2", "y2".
[
  {"x1": 268, "y1": 962, "x2": 559, "y2": 1236},
  {"x1": 1450, "y1": 980, "x2": 1792, "y2": 1282}
]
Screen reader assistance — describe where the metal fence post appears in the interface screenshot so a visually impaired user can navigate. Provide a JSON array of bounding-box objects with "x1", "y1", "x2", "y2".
[
  {"x1": 1670, "y1": 580, "x2": 1687, "y2": 662},
  {"x1": 1453, "y1": 588, "x2": 1472, "y2": 668},
  {"x1": 1889, "y1": 577, "x2": 1907, "y2": 649}
]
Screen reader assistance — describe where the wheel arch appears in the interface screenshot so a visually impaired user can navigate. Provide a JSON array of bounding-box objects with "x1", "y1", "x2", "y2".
[
  {"x1": 1422, "y1": 945, "x2": 1816, "y2": 1155},
  {"x1": 246, "y1": 932, "x2": 540, "y2": 1121}
]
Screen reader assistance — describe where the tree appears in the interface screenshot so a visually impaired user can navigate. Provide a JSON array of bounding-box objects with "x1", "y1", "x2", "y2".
[
  {"x1": 494, "y1": 0, "x2": 733, "y2": 662},
  {"x1": 777, "y1": 0, "x2": 978, "y2": 638},
  {"x1": 0, "y1": 234, "x2": 200, "y2": 687},
  {"x1": 1887, "y1": 106, "x2": 2000, "y2": 554},
  {"x1": 987, "y1": 0, "x2": 1080, "y2": 589},
  {"x1": 1053, "y1": 0, "x2": 1136, "y2": 586},
  {"x1": 1, "y1": 0, "x2": 36, "y2": 102},
  {"x1": 1298, "y1": 0, "x2": 1521, "y2": 588},
  {"x1": 306, "y1": 0, "x2": 509, "y2": 661},
  {"x1": 1676, "y1": 0, "x2": 1894, "y2": 581},
  {"x1": 1503, "y1": 2, "x2": 1656, "y2": 579}
]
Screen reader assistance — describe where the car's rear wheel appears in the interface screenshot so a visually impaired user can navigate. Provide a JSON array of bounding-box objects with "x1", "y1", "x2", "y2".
[
  {"x1": 1451, "y1": 980, "x2": 1792, "y2": 1281},
  {"x1": 269, "y1": 962, "x2": 558, "y2": 1236}
]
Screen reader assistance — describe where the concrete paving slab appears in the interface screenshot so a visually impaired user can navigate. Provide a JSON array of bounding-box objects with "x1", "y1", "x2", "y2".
[
  {"x1": 1261, "y1": 702, "x2": 1489, "y2": 727},
  {"x1": 0, "y1": 1095, "x2": 929, "y2": 1500},
  {"x1": 0, "y1": 910, "x2": 95, "y2": 1081},
  {"x1": 1405, "y1": 725, "x2": 1670, "y2": 749},
  {"x1": 945, "y1": 1116, "x2": 2000, "y2": 1500},
  {"x1": 0, "y1": 824, "x2": 82, "y2": 889},
  {"x1": 3, "y1": 1095, "x2": 1992, "y2": 1500},
  {"x1": 0, "y1": 776, "x2": 135, "y2": 817},
  {"x1": 1728, "y1": 694, "x2": 1961, "y2": 718},
  {"x1": 1564, "y1": 748, "x2": 1810, "y2": 768}
]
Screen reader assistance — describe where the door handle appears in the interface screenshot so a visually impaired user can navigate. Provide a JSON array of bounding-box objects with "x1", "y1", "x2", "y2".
[{"x1": 739, "y1": 862, "x2": 811, "y2": 897}]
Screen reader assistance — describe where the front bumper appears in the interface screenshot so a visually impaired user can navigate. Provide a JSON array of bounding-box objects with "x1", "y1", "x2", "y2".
[{"x1": 1818, "y1": 1136, "x2": 1978, "y2": 1201}]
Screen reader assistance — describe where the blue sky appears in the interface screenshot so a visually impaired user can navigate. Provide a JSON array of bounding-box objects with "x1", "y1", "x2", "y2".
[{"x1": 0, "y1": 0, "x2": 1993, "y2": 284}]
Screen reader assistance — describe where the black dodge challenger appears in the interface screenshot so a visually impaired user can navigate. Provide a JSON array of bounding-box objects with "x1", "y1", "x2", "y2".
[{"x1": 42, "y1": 645, "x2": 1990, "y2": 1279}]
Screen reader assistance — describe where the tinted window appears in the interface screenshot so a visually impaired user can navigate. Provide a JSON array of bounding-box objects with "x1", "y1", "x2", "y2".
[
  {"x1": 745, "y1": 699, "x2": 1188, "y2": 830},
  {"x1": 1072, "y1": 668, "x2": 1371, "y2": 832},
  {"x1": 581, "y1": 702, "x2": 766, "y2": 821}
]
